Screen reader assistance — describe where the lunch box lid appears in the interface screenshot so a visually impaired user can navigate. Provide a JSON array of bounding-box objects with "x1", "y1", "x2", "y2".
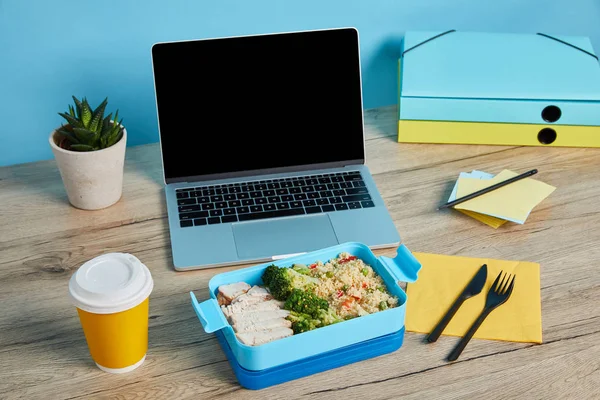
[{"x1": 400, "y1": 30, "x2": 600, "y2": 102}]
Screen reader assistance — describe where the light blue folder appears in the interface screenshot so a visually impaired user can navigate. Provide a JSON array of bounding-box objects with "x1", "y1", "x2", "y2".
[{"x1": 399, "y1": 30, "x2": 600, "y2": 125}]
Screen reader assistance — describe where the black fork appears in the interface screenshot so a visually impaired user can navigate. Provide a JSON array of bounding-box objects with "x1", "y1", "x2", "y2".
[{"x1": 447, "y1": 271, "x2": 516, "y2": 361}]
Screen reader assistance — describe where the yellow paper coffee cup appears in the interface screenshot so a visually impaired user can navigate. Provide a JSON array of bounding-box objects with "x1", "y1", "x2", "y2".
[{"x1": 69, "y1": 253, "x2": 154, "y2": 373}]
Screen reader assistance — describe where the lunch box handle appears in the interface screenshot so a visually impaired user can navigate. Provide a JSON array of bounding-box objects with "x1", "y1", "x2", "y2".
[
  {"x1": 379, "y1": 244, "x2": 422, "y2": 283},
  {"x1": 190, "y1": 292, "x2": 229, "y2": 333}
]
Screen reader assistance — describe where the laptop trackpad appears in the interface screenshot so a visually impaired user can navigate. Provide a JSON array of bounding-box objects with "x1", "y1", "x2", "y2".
[{"x1": 233, "y1": 214, "x2": 339, "y2": 260}]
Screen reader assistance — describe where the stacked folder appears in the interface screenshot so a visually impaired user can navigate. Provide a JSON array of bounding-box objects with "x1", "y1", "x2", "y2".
[{"x1": 397, "y1": 30, "x2": 600, "y2": 148}]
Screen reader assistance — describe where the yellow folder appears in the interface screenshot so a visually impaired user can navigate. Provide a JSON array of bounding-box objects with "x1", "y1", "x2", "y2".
[{"x1": 398, "y1": 120, "x2": 600, "y2": 148}]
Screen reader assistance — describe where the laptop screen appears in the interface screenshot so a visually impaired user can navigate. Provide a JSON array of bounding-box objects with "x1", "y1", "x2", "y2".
[{"x1": 151, "y1": 28, "x2": 365, "y2": 183}]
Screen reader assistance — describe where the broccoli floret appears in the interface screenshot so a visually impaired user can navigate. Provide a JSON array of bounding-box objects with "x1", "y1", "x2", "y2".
[
  {"x1": 288, "y1": 268, "x2": 319, "y2": 288},
  {"x1": 287, "y1": 311, "x2": 321, "y2": 334},
  {"x1": 261, "y1": 264, "x2": 280, "y2": 287},
  {"x1": 263, "y1": 265, "x2": 343, "y2": 334},
  {"x1": 261, "y1": 265, "x2": 319, "y2": 300},
  {"x1": 286, "y1": 308, "x2": 341, "y2": 334},
  {"x1": 291, "y1": 263, "x2": 311, "y2": 275},
  {"x1": 284, "y1": 289, "x2": 328, "y2": 317},
  {"x1": 261, "y1": 266, "x2": 292, "y2": 300},
  {"x1": 316, "y1": 307, "x2": 343, "y2": 326}
]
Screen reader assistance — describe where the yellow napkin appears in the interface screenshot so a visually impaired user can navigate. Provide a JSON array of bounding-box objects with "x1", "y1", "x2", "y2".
[
  {"x1": 451, "y1": 170, "x2": 555, "y2": 228},
  {"x1": 406, "y1": 252, "x2": 542, "y2": 343}
]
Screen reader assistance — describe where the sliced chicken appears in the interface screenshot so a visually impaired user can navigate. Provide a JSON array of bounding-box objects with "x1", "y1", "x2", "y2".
[
  {"x1": 232, "y1": 317, "x2": 292, "y2": 333},
  {"x1": 221, "y1": 299, "x2": 284, "y2": 319},
  {"x1": 229, "y1": 309, "x2": 290, "y2": 326},
  {"x1": 227, "y1": 294, "x2": 264, "y2": 308},
  {"x1": 217, "y1": 282, "x2": 293, "y2": 346},
  {"x1": 236, "y1": 327, "x2": 294, "y2": 346},
  {"x1": 217, "y1": 282, "x2": 251, "y2": 305},
  {"x1": 246, "y1": 285, "x2": 270, "y2": 297},
  {"x1": 217, "y1": 293, "x2": 228, "y2": 306},
  {"x1": 231, "y1": 285, "x2": 272, "y2": 304}
]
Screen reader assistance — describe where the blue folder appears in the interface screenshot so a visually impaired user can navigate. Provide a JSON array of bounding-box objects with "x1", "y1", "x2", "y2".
[{"x1": 399, "y1": 30, "x2": 600, "y2": 126}]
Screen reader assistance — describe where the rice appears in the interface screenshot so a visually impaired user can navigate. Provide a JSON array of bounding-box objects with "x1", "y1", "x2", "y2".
[{"x1": 302, "y1": 252, "x2": 399, "y2": 319}]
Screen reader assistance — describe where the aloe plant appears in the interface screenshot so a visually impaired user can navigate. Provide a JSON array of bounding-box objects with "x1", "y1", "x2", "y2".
[{"x1": 56, "y1": 96, "x2": 123, "y2": 151}]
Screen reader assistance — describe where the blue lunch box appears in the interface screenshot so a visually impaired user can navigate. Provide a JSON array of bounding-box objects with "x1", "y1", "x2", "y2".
[
  {"x1": 190, "y1": 242, "x2": 421, "y2": 371},
  {"x1": 215, "y1": 327, "x2": 406, "y2": 390}
]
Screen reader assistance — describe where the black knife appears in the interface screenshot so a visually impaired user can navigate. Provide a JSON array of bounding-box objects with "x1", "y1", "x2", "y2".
[{"x1": 427, "y1": 264, "x2": 488, "y2": 343}]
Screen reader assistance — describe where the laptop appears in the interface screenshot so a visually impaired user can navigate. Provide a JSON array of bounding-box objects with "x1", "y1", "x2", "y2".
[{"x1": 151, "y1": 27, "x2": 400, "y2": 270}]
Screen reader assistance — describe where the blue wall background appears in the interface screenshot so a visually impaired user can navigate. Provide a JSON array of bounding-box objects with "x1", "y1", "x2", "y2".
[{"x1": 1, "y1": 0, "x2": 600, "y2": 166}]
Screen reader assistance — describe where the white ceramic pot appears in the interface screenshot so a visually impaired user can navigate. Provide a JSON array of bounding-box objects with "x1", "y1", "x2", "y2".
[{"x1": 49, "y1": 127, "x2": 127, "y2": 210}]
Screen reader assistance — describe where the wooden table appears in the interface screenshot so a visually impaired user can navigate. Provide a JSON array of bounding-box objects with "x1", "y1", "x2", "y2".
[{"x1": 1, "y1": 106, "x2": 599, "y2": 399}]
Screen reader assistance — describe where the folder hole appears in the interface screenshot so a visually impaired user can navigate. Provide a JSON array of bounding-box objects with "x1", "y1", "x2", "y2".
[
  {"x1": 538, "y1": 128, "x2": 557, "y2": 145},
  {"x1": 541, "y1": 105, "x2": 561, "y2": 123}
]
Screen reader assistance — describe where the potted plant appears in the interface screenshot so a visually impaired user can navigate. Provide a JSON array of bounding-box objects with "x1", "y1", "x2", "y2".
[{"x1": 49, "y1": 96, "x2": 126, "y2": 210}]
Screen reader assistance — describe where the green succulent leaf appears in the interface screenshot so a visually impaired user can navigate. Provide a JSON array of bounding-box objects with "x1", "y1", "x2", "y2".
[
  {"x1": 112, "y1": 110, "x2": 119, "y2": 130},
  {"x1": 56, "y1": 128, "x2": 80, "y2": 144},
  {"x1": 58, "y1": 126, "x2": 76, "y2": 135},
  {"x1": 105, "y1": 132, "x2": 116, "y2": 146},
  {"x1": 111, "y1": 118, "x2": 122, "y2": 137},
  {"x1": 89, "y1": 113, "x2": 103, "y2": 134},
  {"x1": 89, "y1": 98, "x2": 107, "y2": 133},
  {"x1": 93, "y1": 97, "x2": 108, "y2": 116},
  {"x1": 70, "y1": 144, "x2": 95, "y2": 152},
  {"x1": 102, "y1": 113, "x2": 112, "y2": 132},
  {"x1": 58, "y1": 112, "x2": 83, "y2": 129},
  {"x1": 80, "y1": 98, "x2": 92, "y2": 128},
  {"x1": 72, "y1": 127, "x2": 95, "y2": 144},
  {"x1": 60, "y1": 97, "x2": 122, "y2": 150},
  {"x1": 106, "y1": 127, "x2": 123, "y2": 147},
  {"x1": 59, "y1": 123, "x2": 74, "y2": 133},
  {"x1": 72, "y1": 96, "x2": 83, "y2": 118}
]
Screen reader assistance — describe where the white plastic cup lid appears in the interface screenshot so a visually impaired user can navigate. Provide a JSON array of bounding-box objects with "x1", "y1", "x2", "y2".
[{"x1": 69, "y1": 253, "x2": 154, "y2": 314}]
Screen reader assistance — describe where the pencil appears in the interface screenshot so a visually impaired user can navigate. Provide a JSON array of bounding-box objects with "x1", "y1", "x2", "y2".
[{"x1": 438, "y1": 169, "x2": 538, "y2": 210}]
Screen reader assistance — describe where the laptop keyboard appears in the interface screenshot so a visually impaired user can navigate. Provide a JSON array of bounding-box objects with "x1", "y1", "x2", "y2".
[{"x1": 175, "y1": 171, "x2": 374, "y2": 228}]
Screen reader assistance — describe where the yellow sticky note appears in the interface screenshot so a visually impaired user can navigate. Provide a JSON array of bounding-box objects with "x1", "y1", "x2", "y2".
[
  {"x1": 457, "y1": 209, "x2": 507, "y2": 229},
  {"x1": 455, "y1": 170, "x2": 555, "y2": 223},
  {"x1": 406, "y1": 253, "x2": 542, "y2": 343}
]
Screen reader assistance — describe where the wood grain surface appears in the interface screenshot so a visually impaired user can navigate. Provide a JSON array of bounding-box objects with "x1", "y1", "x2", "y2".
[{"x1": 1, "y1": 105, "x2": 599, "y2": 399}]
